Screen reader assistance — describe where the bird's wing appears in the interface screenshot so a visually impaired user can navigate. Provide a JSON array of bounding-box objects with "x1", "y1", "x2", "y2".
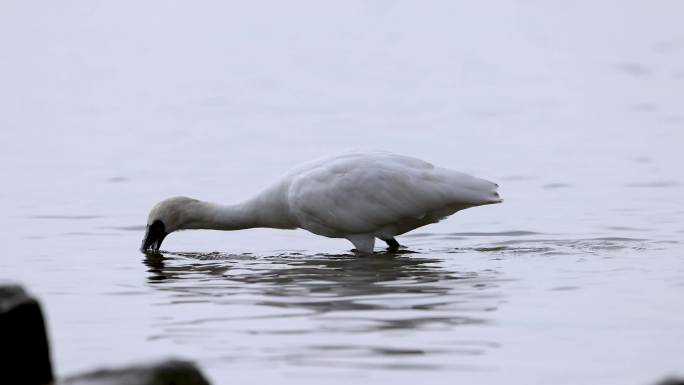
[{"x1": 286, "y1": 153, "x2": 499, "y2": 236}]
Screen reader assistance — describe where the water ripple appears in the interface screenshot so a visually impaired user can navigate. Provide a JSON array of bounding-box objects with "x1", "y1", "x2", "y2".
[{"x1": 142, "y1": 251, "x2": 505, "y2": 369}]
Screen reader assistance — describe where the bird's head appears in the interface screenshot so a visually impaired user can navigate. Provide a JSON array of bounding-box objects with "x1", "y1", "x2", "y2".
[{"x1": 141, "y1": 196, "x2": 199, "y2": 252}]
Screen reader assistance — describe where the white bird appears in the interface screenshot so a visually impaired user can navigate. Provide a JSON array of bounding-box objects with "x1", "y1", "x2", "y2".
[{"x1": 141, "y1": 151, "x2": 502, "y2": 254}]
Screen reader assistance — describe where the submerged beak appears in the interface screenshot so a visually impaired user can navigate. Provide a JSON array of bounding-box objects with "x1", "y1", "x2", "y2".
[{"x1": 141, "y1": 221, "x2": 168, "y2": 253}]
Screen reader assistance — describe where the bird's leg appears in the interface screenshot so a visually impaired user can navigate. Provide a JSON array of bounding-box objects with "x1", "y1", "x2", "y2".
[
  {"x1": 384, "y1": 238, "x2": 401, "y2": 251},
  {"x1": 346, "y1": 234, "x2": 375, "y2": 254}
]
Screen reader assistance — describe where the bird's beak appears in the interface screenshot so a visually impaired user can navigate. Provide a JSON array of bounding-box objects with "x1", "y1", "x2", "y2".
[{"x1": 141, "y1": 221, "x2": 168, "y2": 253}]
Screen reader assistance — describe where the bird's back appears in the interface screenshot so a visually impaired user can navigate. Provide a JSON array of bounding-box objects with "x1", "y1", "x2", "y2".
[{"x1": 283, "y1": 152, "x2": 501, "y2": 238}]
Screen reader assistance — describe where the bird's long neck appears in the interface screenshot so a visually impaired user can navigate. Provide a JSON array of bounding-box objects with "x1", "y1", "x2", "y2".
[
  {"x1": 188, "y1": 201, "x2": 256, "y2": 231},
  {"x1": 184, "y1": 196, "x2": 294, "y2": 231}
]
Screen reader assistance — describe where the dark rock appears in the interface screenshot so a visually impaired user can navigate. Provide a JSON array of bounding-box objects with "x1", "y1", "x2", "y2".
[
  {"x1": 0, "y1": 283, "x2": 54, "y2": 385},
  {"x1": 60, "y1": 359, "x2": 211, "y2": 385},
  {"x1": 656, "y1": 378, "x2": 684, "y2": 385}
]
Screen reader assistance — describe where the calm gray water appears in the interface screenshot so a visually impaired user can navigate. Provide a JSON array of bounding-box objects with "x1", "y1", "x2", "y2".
[{"x1": 2, "y1": 1, "x2": 684, "y2": 384}]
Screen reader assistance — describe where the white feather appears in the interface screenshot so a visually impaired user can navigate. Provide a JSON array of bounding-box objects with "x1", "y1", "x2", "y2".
[{"x1": 145, "y1": 151, "x2": 501, "y2": 253}]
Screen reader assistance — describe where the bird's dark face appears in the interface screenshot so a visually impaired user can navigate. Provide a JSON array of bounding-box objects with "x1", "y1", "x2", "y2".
[
  {"x1": 141, "y1": 220, "x2": 168, "y2": 253},
  {"x1": 142, "y1": 196, "x2": 199, "y2": 253}
]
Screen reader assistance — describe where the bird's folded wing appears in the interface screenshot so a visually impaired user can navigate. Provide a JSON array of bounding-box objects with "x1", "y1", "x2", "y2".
[{"x1": 287, "y1": 161, "x2": 485, "y2": 235}]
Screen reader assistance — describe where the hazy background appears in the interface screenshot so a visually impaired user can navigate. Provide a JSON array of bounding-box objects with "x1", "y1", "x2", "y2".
[
  {"x1": 1, "y1": 1, "x2": 683, "y2": 384},
  {"x1": 2, "y1": 0, "x2": 683, "y2": 240}
]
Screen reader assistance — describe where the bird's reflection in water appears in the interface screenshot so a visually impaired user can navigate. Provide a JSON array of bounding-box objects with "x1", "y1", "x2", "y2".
[{"x1": 142, "y1": 250, "x2": 504, "y2": 370}]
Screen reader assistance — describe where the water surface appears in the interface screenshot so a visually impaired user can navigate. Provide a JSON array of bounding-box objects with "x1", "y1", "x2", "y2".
[{"x1": 2, "y1": 1, "x2": 684, "y2": 384}]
